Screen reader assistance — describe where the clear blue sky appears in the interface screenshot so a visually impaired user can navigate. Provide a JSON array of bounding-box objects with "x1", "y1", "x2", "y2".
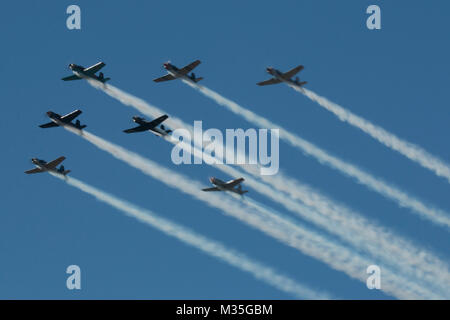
[{"x1": 1, "y1": 1, "x2": 449, "y2": 299}]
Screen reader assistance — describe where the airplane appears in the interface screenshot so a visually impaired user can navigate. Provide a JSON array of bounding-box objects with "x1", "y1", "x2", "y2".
[
  {"x1": 24, "y1": 156, "x2": 71, "y2": 175},
  {"x1": 123, "y1": 114, "x2": 172, "y2": 137},
  {"x1": 62, "y1": 62, "x2": 110, "y2": 83},
  {"x1": 39, "y1": 110, "x2": 86, "y2": 130},
  {"x1": 153, "y1": 60, "x2": 203, "y2": 83},
  {"x1": 202, "y1": 177, "x2": 248, "y2": 195},
  {"x1": 257, "y1": 65, "x2": 307, "y2": 87}
]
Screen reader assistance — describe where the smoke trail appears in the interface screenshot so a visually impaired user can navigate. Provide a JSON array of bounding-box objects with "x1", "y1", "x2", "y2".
[
  {"x1": 81, "y1": 80, "x2": 450, "y2": 293},
  {"x1": 62, "y1": 127, "x2": 440, "y2": 299},
  {"x1": 181, "y1": 80, "x2": 450, "y2": 229},
  {"x1": 86, "y1": 79, "x2": 192, "y2": 132},
  {"x1": 86, "y1": 78, "x2": 450, "y2": 230},
  {"x1": 294, "y1": 85, "x2": 450, "y2": 184},
  {"x1": 172, "y1": 139, "x2": 450, "y2": 296},
  {"x1": 50, "y1": 173, "x2": 327, "y2": 299}
]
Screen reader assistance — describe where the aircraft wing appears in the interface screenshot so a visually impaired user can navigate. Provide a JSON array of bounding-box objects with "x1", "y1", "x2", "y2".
[
  {"x1": 24, "y1": 168, "x2": 44, "y2": 174},
  {"x1": 178, "y1": 60, "x2": 201, "y2": 75},
  {"x1": 84, "y1": 62, "x2": 106, "y2": 74},
  {"x1": 39, "y1": 121, "x2": 59, "y2": 128},
  {"x1": 46, "y1": 156, "x2": 66, "y2": 169},
  {"x1": 225, "y1": 178, "x2": 244, "y2": 188},
  {"x1": 61, "y1": 110, "x2": 82, "y2": 122},
  {"x1": 61, "y1": 75, "x2": 82, "y2": 81},
  {"x1": 202, "y1": 187, "x2": 221, "y2": 192},
  {"x1": 282, "y1": 65, "x2": 304, "y2": 79},
  {"x1": 153, "y1": 74, "x2": 176, "y2": 82},
  {"x1": 123, "y1": 125, "x2": 148, "y2": 133},
  {"x1": 147, "y1": 115, "x2": 168, "y2": 128},
  {"x1": 257, "y1": 78, "x2": 282, "y2": 86}
]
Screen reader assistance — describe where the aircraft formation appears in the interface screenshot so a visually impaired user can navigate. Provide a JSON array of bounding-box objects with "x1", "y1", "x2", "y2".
[{"x1": 26, "y1": 60, "x2": 308, "y2": 195}]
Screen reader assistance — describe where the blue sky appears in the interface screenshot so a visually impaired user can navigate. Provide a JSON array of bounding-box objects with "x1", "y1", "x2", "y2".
[{"x1": 1, "y1": 1, "x2": 449, "y2": 299}]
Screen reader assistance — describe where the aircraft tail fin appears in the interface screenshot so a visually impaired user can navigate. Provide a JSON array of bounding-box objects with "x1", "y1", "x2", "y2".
[
  {"x1": 75, "y1": 120, "x2": 87, "y2": 130},
  {"x1": 102, "y1": 78, "x2": 111, "y2": 83},
  {"x1": 161, "y1": 125, "x2": 172, "y2": 135},
  {"x1": 62, "y1": 170, "x2": 71, "y2": 175},
  {"x1": 193, "y1": 77, "x2": 203, "y2": 83},
  {"x1": 299, "y1": 81, "x2": 307, "y2": 86}
]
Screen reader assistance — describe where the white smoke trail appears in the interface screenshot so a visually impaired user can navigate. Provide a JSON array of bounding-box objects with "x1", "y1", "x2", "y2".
[
  {"x1": 86, "y1": 79, "x2": 192, "y2": 132},
  {"x1": 82, "y1": 79, "x2": 450, "y2": 294},
  {"x1": 62, "y1": 126, "x2": 441, "y2": 299},
  {"x1": 50, "y1": 173, "x2": 328, "y2": 299},
  {"x1": 172, "y1": 139, "x2": 450, "y2": 296},
  {"x1": 181, "y1": 80, "x2": 450, "y2": 229},
  {"x1": 86, "y1": 79, "x2": 450, "y2": 230},
  {"x1": 294, "y1": 85, "x2": 450, "y2": 184}
]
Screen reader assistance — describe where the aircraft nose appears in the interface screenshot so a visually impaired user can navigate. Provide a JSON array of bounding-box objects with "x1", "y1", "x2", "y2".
[
  {"x1": 46, "y1": 111, "x2": 52, "y2": 116},
  {"x1": 209, "y1": 177, "x2": 215, "y2": 183}
]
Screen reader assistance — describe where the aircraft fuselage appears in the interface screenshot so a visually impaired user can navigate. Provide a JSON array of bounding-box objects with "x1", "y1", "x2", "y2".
[
  {"x1": 209, "y1": 177, "x2": 245, "y2": 195},
  {"x1": 46, "y1": 111, "x2": 86, "y2": 130},
  {"x1": 69, "y1": 64, "x2": 85, "y2": 73},
  {"x1": 266, "y1": 67, "x2": 299, "y2": 86},
  {"x1": 30, "y1": 158, "x2": 54, "y2": 172},
  {"x1": 163, "y1": 62, "x2": 199, "y2": 82},
  {"x1": 68, "y1": 64, "x2": 108, "y2": 83},
  {"x1": 46, "y1": 112, "x2": 64, "y2": 124},
  {"x1": 31, "y1": 158, "x2": 46, "y2": 167},
  {"x1": 132, "y1": 117, "x2": 170, "y2": 137},
  {"x1": 164, "y1": 63, "x2": 191, "y2": 81},
  {"x1": 210, "y1": 177, "x2": 227, "y2": 190}
]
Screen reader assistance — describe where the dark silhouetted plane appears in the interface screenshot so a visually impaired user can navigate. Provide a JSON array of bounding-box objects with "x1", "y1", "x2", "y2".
[
  {"x1": 123, "y1": 114, "x2": 172, "y2": 137},
  {"x1": 257, "y1": 65, "x2": 307, "y2": 87},
  {"x1": 39, "y1": 110, "x2": 86, "y2": 130},
  {"x1": 153, "y1": 60, "x2": 203, "y2": 83},
  {"x1": 62, "y1": 62, "x2": 110, "y2": 83},
  {"x1": 25, "y1": 156, "x2": 71, "y2": 175},
  {"x1": 202, "y1": 177, "x2": 248, "y2": 195}
]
